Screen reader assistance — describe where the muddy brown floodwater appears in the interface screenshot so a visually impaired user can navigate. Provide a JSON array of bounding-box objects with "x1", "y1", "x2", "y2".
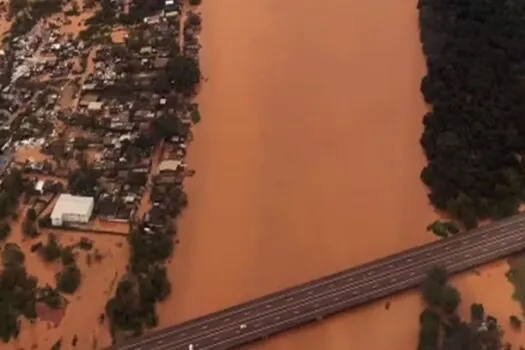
[
  {"x1": 0, "y1": 0, "x2": 514, "y2": 349},
  {"x1": 158, "y1": 0, "x2": 437, "y2": 348}
]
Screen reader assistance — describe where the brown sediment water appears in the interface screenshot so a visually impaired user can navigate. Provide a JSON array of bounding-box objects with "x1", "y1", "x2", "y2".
[
  {"x1": 0, "y1": 0, "x2": 519, "y2": 348},
  {"x1": 157, "y1": 0, "x2": 438, "y2": 348},
  {"x1": 453, "y1": 262, "x2": 525, "y2": 347},
  {"x1": 1, "y1": 226, "x2": 127, "y2": 350}
]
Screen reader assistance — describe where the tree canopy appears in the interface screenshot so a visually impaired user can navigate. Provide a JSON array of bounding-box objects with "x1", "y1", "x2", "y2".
[
  {"x1": 153, "y1": 55, "x2": 201, "y2": 95},
  {"x1": 0, "y1": 244, "x2": 38, "y2": 342},
  {"x1": 56, "y1": 263, "x2": 81, "y2": 294},
  {"x1": 419, "y1": 0, "x2": 525, "y2": 227},
  {"x1": 418, "y1": 266, "x2": 503, "y2": 350}
]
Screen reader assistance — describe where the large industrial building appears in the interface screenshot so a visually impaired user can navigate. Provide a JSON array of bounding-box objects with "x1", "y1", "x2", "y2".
[{"x1": 51, "y1": 194, "x2": 94, "y2": 226}]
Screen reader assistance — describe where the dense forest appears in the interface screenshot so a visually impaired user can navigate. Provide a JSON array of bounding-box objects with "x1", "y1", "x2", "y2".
[{"x1": 418, "y1": 0, "x2": 525, "y2": 227}]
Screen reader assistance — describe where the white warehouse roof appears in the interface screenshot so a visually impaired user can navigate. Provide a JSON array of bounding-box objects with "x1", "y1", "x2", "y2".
[{"x1": 51, "y1": 194, "x2": 94, "y2": 218}]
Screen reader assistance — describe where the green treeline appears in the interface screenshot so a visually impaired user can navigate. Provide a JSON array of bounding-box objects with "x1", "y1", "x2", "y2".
[
  {"x1": 418, "y1": 266, "x2": 504, "y2": 350},
  {"x1": 0, "y1": 244, "x2": 65, "y2": 342},
  {"x1": 104, "y1": 224, "x2": 174, "y2": 338},
  {"x1": 418, "y1": 0, "x2": 525, "y2": 227}
]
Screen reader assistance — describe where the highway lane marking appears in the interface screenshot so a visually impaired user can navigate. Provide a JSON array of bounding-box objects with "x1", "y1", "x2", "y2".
[
  {"x1": 195, "y1": 242, "x2": 525, "y2": 350},
  {"x1": 117, "y1": 217, "x2": 525, "y2": 350},
  {"x1": 154, "y1": 245, "x2": 525, "y2": 350},
  {"x1": 116, "y1": 216, "x2": 525, "y2": 350},
  {"x1": 145, "y1": 228, "x2": 525, "y2": 350},
  {"x1": 136, "y1": 227, "x2": 525, "y2": 350},
  {"x1": 119, "y1": 214, "x2": 525, "y2": 350}
]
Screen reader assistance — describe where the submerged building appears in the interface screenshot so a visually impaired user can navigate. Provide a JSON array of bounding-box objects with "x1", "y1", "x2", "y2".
[{"x1": 51, "y1": 194, "x2": 94, "y2": 226}]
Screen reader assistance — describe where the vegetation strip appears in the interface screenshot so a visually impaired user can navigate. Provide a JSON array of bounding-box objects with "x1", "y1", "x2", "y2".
[{"x1": 417, "y1": 266, "x2": 517, "y2": 349}]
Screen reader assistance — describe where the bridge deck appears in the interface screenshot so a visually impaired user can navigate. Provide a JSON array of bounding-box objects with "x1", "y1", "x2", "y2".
[{"x1": 110, "y1": 213, "x2": 525, "y2": 350}]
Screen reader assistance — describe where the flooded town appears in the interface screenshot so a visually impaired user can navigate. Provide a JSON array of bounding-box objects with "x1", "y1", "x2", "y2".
[
  {"x1": 0, "y1": 0, "x2": 523, "y2": 349},
  {"x1": 0, "y1": 0, "x2": 202, "y2": 348}
]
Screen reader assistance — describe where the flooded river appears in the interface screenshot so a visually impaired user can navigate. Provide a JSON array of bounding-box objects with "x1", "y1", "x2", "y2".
[{"x1": 156, "y1": 0, "x2": 525, "y2": 349}]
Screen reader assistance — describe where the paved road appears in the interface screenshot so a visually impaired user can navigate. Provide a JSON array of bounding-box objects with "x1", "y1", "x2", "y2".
[{"x1": 110, "y1": 213, "x2": 525, "y2": 350}]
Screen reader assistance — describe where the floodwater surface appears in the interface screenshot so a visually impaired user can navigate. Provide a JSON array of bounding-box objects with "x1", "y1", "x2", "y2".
[{"x1": 158, "y1": 0, "x2": 436, "y2": 348}]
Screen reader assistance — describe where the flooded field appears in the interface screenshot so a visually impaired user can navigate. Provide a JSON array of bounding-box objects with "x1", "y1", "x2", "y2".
[{"x1": 2, "y1": 224, "x2": 127, "y2": 350}]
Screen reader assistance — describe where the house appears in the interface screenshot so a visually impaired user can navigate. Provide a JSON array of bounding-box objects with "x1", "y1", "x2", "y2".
[
  {"x1": 97, "y1": 194, "x2": 119, "y2": 219},
  {"x1": 81, "y1": 83, "x2": 97, "y2": 91},
  {"x1": 79, "y1": 93, "x2": 99, "y2": 106},
  {"x1": 139, "y1": 46, "x2": 153, "y2": 56},
  {"x1": 154, "y1": 57, "x2": 169, "y2": 69},
  {"x1": 158, "y1": 159, "x2": 181, "y2": 173},
  {"x1": 87, "y1": 101, "x2": 104, "y2": 112},
  {"x1": 51, "y1": 194, "x2": 94, "y2": 226},
  {"x1": 154, "y1": 173, "x2": 181, "y2": 186},
  {"x1": 34, "y1": 179, "x2": 45, "y2": 194},
  {"x1": 165, "y1": 10, "x2": 179, "y2": 18},
  {"x1": 144, "y1": 203, "x2": 167, "y2": 228}
]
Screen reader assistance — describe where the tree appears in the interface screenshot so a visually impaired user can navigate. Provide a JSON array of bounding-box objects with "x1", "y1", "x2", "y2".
[
  {"x1": 68, "y1": 167, "x2": 100, "y2": 195},
  {"x1": 440, "y1": 285, "x2": 461, "y2": 314},
  {"x1": 56, "y1": 264, "x2": 81, "y2": 294},
  {"x1": 38, "y1": 214, "x2": 51, "y2": 228},
  {"x1": 78, "y1": 237, "x2": 93, "y2": 250},
  {"x1": 26, "y1": 208, "x2": 36, "y2": 222},
  {"x1": 41, "y1": 233, "x2": 62, "y2": 262},
  {"x1": 418, "y1": 266, "x2": 505, "y2": 349},
  {"x1": 418, "y1": 308, "x2": 440, "y2": 350},
  {"x1": 2, "y1": 243, "x2": 25, "y2": 268},
  {"x1": 163, "y1": 55, "x2": 201, "y2": 94},
  {"x1": 38, "y1": 286, "x2": 62, "y2": 309},
  {"x1": 51, "y1": 339, "x2": 62, "y2": 350},
  {"x1": 426, "y1": 220, "x2": 448, "y2": 238},
  {"x1": 443, "y1": 222, "x2": 459, "y2": 235},
  {"x1": 418, "y1": 0, "x2": 525, "y2": 227},
  {"x1": 0, "y1": 243, "x2": 42, "y2": 343},
  {"x1": 510, "y1": 315, "x2": 522, "y2": 330},
  {"x1": 22, "y1": 218, "x2": 38, "y2": 239},
  {"x1": 73, "y1": 137, "x2": 89, "y2": 151},
  {"x1": 470, "y1": 303, "x2": 485, "y2": 321},
  {"x1": 60, "y1": 248, "x2": 75, "y2": 266},
  {"x1": 0, "y1": 222, "x2": 10, "y2": 241},
  {"x1": 105, "y1": 279, "x2": 142, "y2": 333},
  {"x1": 421, "y1": 266, "x2": 448, "y2": 306},
  {"x1": 191, "y1": 108, "x2": 201, "y2": 125}
]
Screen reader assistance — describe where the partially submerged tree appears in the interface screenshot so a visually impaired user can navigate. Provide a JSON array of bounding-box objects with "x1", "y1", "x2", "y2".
[{"x1": 56, "y1": 263, "x2": 81, "y2": 294}]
